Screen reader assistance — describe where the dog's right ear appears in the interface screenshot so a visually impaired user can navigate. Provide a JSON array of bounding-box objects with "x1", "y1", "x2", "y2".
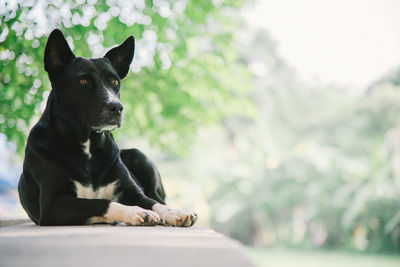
[{"x1": 44, "y1": 29, "x2": 75, "y2": 80}]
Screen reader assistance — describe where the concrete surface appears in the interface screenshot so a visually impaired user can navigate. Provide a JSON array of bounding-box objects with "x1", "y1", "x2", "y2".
[
  {"x1": 0, "y1": 218, "x2": 31, "y2": 227},
  {"x1": 0, "y1": 223, "x2": 255, "y2": 267}
]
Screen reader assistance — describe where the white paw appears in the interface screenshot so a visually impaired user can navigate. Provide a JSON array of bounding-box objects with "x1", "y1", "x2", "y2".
[
  {"x1": 162, "y1": 209, "x2": 198, "y2": 227},
  {"x1": 124, "y1": 206, "x2": 161, "y2": 226},
  {"x1": 105, "y1": 202, "x2": 160, "y2": 225},
  {"x1": 152, "y1": 204, "x2": 198, "y2": 227}
]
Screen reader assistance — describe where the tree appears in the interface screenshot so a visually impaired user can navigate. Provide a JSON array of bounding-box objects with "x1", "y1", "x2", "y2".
[{"x1": 0, "y1": 0, "x2": 253, "y2": 154}]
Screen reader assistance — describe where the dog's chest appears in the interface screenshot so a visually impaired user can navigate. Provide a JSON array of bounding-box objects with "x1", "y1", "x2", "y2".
[
  {"x1": 74, "y1": 135, "x2": 119, "y2": 200},
  {"x1": 73, "y1": 180, "x2": 119, "y2": 201}
]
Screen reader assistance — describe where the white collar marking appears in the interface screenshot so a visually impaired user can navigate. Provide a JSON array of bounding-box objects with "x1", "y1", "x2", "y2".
[{"x1": 82, "y1": 139, "x2": 91, "y2": 159}]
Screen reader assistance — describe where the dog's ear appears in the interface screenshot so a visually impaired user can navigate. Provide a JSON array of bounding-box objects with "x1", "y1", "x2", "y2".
[
  {"x1": 104, "y1": 36, "x2": 135, "y2": 79},
  {"x1": 44, "y1": 29, "x2": 75, "y2": 80}
]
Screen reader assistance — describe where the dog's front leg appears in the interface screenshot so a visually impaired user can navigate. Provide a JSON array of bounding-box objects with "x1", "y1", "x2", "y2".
[
  {"x1": 111, "y1": 159, "x2": 198, "y2": 227},
  {"x1": 114, "y1": 181, "x2": 198, "y2": 227},
  {"x1": 39, "y1": 181, "x2": 160, "y2": 226},
  {"x1": 152, "y1": 204, "x2": 198, "y2": 227},
  {"x1": 89, "y1": 202, "x2": 160, "y2": 225},
  {"x1": 40, "y1": 195, "x2": 160, "y2": 226}
]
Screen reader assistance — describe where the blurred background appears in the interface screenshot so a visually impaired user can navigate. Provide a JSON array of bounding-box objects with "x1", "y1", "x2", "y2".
[{"x1": 1, "y1": 0, "x2": 400, "y2": 266}]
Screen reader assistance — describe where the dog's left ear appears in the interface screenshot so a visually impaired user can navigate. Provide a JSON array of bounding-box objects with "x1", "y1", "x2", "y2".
[{"x1": 104, "y1": 36, "x2": 135, "y2": 79}]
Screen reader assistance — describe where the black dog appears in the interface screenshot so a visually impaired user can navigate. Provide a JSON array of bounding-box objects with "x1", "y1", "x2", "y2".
[{"x1": 18, "y1": 29, "x2": 197, "y2": 227}]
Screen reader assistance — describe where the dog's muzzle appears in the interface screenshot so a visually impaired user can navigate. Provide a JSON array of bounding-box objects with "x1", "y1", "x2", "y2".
[
  {"x1": 90, "y1": 101, "x2": 124, "y2": 133},
  {"x1": 107, "y1": 101, "x2": 123, "y2": 117}
]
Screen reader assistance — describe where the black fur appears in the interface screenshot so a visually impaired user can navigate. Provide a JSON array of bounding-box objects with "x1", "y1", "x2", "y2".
[{"x1": 18, "y1": 29, "x2": 166, "y2": 225}]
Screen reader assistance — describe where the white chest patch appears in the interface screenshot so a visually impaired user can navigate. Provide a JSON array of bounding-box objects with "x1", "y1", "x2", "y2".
[
  {"x1": 73, "y1": 180, "x2": 119, "y2": 201},
  {"x1": 82, "y1": 140, "x2": 91, "y2": 159}
]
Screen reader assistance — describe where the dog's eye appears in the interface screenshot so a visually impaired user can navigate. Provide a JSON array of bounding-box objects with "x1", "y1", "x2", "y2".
[
  {"x1": 112, "y1": 79, "x2": 119, "y2": 87},
  {"x1": 80, "y1": 79, "x2": 88, "y2": 86}
]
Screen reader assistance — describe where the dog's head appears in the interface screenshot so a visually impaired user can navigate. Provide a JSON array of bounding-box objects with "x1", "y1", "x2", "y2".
[{"x1": 44, "y1": 29, "x2": 134, "y2": 132}]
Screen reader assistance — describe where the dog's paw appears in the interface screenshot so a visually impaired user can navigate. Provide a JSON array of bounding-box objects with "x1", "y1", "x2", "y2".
[
  {"x1": 161, "y1": 209, "x2": 198, "y2": 227},
  {"x1": 152, "y1": 204, "x2": 198, "y2": 227},
  {"x1": 125, "y1": 207, "x2": 161, "y2": 226},
  {"x1": 105, "y1": 202, "x2": 160, "y2": 226}
]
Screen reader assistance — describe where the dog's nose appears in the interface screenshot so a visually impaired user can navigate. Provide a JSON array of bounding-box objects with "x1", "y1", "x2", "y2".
[{"x1": 107, "y1": 101, "x2": 124, "y2": 116}]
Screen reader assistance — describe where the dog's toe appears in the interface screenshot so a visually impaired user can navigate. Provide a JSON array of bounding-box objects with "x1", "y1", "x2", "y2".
[
  {"x1": 146, "y1": 210, "x2": 160, "y2": 224},
  {"x1": 138, "y1": 210, "x2": 160, "y2": 225},
  {"x1": 182, "y1": 216, "x2": 192, "y2": 227},
  {"x1": 126, "y1": 214, "x2": 144, "y2": 225}
]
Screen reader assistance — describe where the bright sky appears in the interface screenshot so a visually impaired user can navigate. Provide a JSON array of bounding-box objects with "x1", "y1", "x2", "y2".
[{"x1": 242, "y1": 0, "x2": 400, "y2": 89}]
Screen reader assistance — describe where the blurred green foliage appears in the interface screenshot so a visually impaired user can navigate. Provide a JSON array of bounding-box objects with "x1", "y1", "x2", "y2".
[
  {"x1": 0, "y1": 0, "x2": 253, "y2": 154},
  {"x1": 176, "y1": 30, "x2": 400, "y2": 253}
]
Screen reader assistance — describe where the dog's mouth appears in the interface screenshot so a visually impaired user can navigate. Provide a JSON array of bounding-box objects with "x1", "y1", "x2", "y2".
[
  {"x1": 92, "y1": 124, "x2": 119, "y2": 133},
  {"x1": 87, "y1": 120, "x2": 122, "y2": 133},
  {"x1": 83, "y1": 110, "x2": 124, "y2": 133}
]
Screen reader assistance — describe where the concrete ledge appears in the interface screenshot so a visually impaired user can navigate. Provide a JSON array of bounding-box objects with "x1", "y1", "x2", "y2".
[
  {"x1": 0, "y1": 218, "x2": 31, "y2": 227},
  {"x1": 0, "y1": 223, "x2": 254, "y2": 267}
]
